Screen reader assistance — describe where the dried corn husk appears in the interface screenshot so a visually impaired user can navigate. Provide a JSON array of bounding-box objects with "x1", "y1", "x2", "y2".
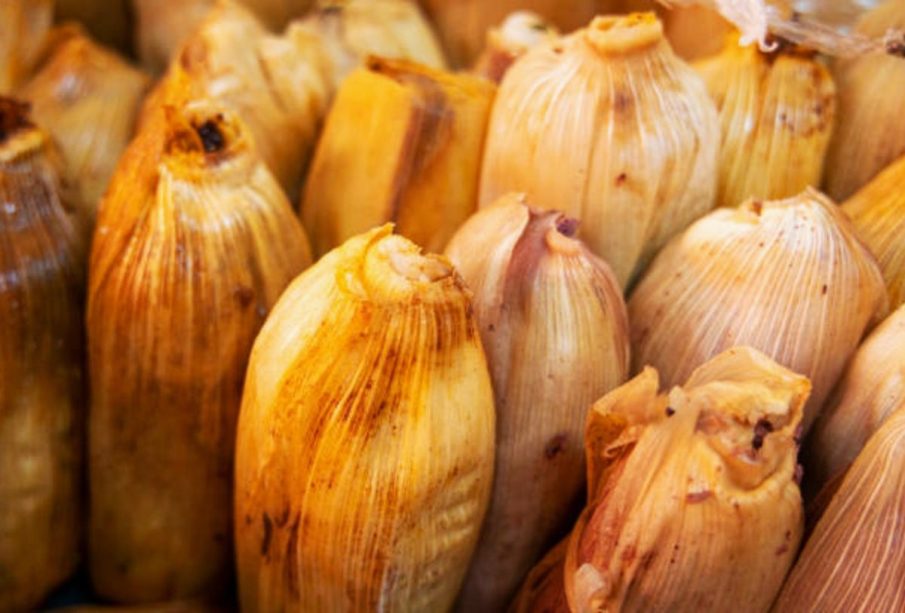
[
  {"x1": 301, "y1": 57, "x2": 494, "y2": 257},
  {"x1": 419, "y1": 0, "x2": 598, "y2": 68},
  {"x1": 146, "y1": 1, "x2": 330, "y2": 200},
  {"x1": 695, "y1": 34, "x2": 835, "y2": 207},
  {"x1": 774, "y1": 404, "x2": 905, "y2": 612},
  {"x1": 296, "y1": 0, "x2": 446, "y2": 90},
  {"x1": 0, "y1": 98, "x2": 84, "y2": 611},
  {"x1": 0, "y1": 0, "x2": 53, "y2": 92},
  {"x1": 806, "y1": 304, "x2": 905, "y2": 495},
  {"x1": 54, "y1": 0, "x2": 132, "y2": 52},
  {"x1": 88, "y1": 101, "x2": 312, "y2": 603},
  {"x1": 20, "y1": 27, "x2": 150, "y2": 230},
  {"x1": 445, "y1": 194, "x2": 630, "y2": 611},
  {"x1": 235, "y1": 225, "x2": 495, "y2": 612},
  {"x1": 824, "y1": 0, "x2": 905, "y2": 200},
  {"x1": 472, "y1": 11, "x2": 559, "y2": 84},
  {"x1": 842, "y1": 153, "x2": 905, "y2": 308},
  {"x1": 515, "y1": 347, "x2": 808, "y2": 612},
  {"x1": 479, "y1": 13, "x2": 719, "y2": 288},
  {"x1": 629, "y1": 189, "x2": 887, "y2": 433}
]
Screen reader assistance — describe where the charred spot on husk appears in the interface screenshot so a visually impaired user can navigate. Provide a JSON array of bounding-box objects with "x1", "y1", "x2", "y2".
[
  {"x1": 556, "y1": 216, "x2": 579, "y2": 238},
  {"x1": 197, "y1": 119, "x2": 226, "y2": 154},
  {"x1": 261, "y1": 513, "x2": 273, "y2": 557},
  {"x1": 665, "y1": 406, "x2": 675, "y2": 417},
  {"x1": 0, "y1": 98, "x2": 34, "y2": 143},
  {"x1": 752, "y1": 418, "x2": 774, "y2": 451},
  {"x1": 545, "y1": 434, "x2": 568, "y2": 459}
]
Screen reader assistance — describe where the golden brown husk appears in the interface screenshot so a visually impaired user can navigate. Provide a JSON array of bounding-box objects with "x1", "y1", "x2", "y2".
[
  {"x1": 302, "y1": 57, "x2": 494, "y2": 256},
  {"x1": 842, "y1": 153, "x2": 905, "y2": 308},
  {"x1": 0, "y1": 98, "x2": 85, "y2": 611},
  {"x1": 773, "y1": 405, "x2": 905, "y2": 612},
  {"x1": 54, "y1": 0, "x2": 132, "y2": 52},
  {"x1": 629, "y1": 189, "x2": 887, "y2": 433},
  {"x1": 514, "y1": 347, "x2": 808, "y2": 612},
  {"x1": 297, "y1": 0, "x2": 447, "y2": 90},
  {"x1": 696, "y1": 34, "x2": 836, "y2": 207},
  {"x1": 445, "y1": 194, "x2": 630, "y2": 611},
  {"x1": 479, "y1": 13, "x2": 719, "y2": 288},
  {"x1": 823, "y1": 0, "x2": 905, "y2": 200},
  {"x1": 145, "y1": 1, "x2": 330, "y2": 200},
  {"x1": 419, "y1": 0, "x2": 598, "y2": 67},
  {"x1": 805, "y1": 304, "x2": 905, "y2": 496},
  {"x1": 663, "y1": 4, "x2": 734, "y2": 60},
  {"x1": 235, "y1": 225, "x2": 495, "y2": 612},
  {"x1": 471, "y1": 11, "x2": 559, "y2": 84},
  {"x1": 0, "y1": 0, "x2": 53, "y2": 92},
  {"x1": 88, "y1": 100, "x2": 312, "y2": 603},
  {"x1": 20, "y1": 27, "x2": 150, "y2": 230}
]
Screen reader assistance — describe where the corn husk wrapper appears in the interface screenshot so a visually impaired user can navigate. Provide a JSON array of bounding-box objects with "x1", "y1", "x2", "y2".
[
  {"x1": 471, "y1": 11, "x2": 559, "y2": 84},
  {"x1": 695, "y1": 35, "x2": 835, "y2": 207},
  {"x1": 445, "y1": 194, "x2": 630, "y2": 611},
  {"x1": 302, "y1": 57, "x2": 493, "y2": 257},
  {"x1": 133, "y1": 0, "x2": 317, "y2": 74},
  {"x1": 479, "y1": 13, "x2": 719, "y2": 289},
  {"x1": 419, "y1": 0, "x2": 598, "y2": 68},
  {"x1": 235, "y1": 225, "x2": 495, "y2": 612},
  {"x1": 774, "y1": 404, "x2": 905, "y2": 612},
  {"x1": 0, "y1": 0, "x2": 53, "y2": 92},
  {"x1": 54, "y1": 0, "x2": 131, "y2": 52},
  {"x1": 841, "y1": 154, "x2": 905, "y2": 308},
  {"x1": 20, "y1": 28, "x2": 150, "y2": 231},
  {"x1": 88, "y1": 101, "x2": 312, "y2": 603},
  {"x1": 805, "y1": 304, "x2": 905, "y2": 495},
  {"x1": 295, "y1": 0, "x2": 447, "y2": 91},
  {"x1": 629, "y1": 189, "x2": 887, "y2": 433},
  {"x1": 145, "y1": 1, "x2": 330, "y2": 200},
  {"x1": 515, "y1": 347, "x2": 808, "y2": 612},
  {"x1": 0, "y1": 98, "x2": 84, "y2": 611},
  {"x1": 824, "y1": 0, "x2": 905, "y2": 200}
]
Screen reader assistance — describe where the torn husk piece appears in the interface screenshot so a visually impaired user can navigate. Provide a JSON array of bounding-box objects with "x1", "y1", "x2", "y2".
[
  {"x1": 0, "y1": 0, "x2": 53, "y2": 92},
  {"x1": 628, "y1": 188, "x2": 887, "y2": 433},
  {"x1": 20, "y1": 26, "x2": 150, "y2": 231},
  {"x1": 145, "y1": 1, "x2": 330, "y2": 200},
  {"x1": 234, "y1": 225, "x2": 495, "y2": 612},
  {"x1": 471, "y1": 11, "x2": 559, "y2": 83},
  {"x1": 773, "y1": 405, "x2": 905, "y2": 612},
  {"x1": 445, "y1": 194, "x2": 630, "y2": 612},
  {"x1": 296, "y1": 0, "x2": 448, "y2": 90},
  {"x1": 302, "y1": 56, "x2": 494, "y2": 257},
  {"x1": 824, "y1": 1, "x2": 905, "y2": 201},
  {"x1": 0, "y1": 98, "x2": 85, "y2": 611},
  {"x1": 419, "y1": 0, "x2": 597, "y2": 68},
  {"x1": 88, "y1": 101, "x2": 312, "y2": 603},
  {"x1": 841, "y1": 153, "x2": 905, "y2": 308},
  {"x1": 695, "y1": 33, "x2": 835, "y2": 207},
  {"x1": 805, "y1": 304, "x2": 905, "y2": 498},
  {"x1": 514, "y1": 347, "x2": 809, "y2": 612},
  {"x1": 479, "y1": 12, "x2": 719, "y2": 289}
]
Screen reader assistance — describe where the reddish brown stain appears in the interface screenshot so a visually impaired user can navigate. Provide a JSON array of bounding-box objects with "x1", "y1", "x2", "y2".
[
  {"x1": 261, "y1": 513, "x2": 273, "y2": 557},
  {"x1": 545, "y1": 434, "x2": 567, "y2": 459},
  {"x1": 686, "y1": 490, "x2": 713, "y2": 504}
]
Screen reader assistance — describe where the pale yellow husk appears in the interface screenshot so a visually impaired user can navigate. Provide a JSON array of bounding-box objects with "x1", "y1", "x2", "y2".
[
  {"x1": 446, "y1": 194, "x2": 630, "y2": 611},
  {"x1": 514, "y1": 347, "x2": 808, "y2": 612},
  {"x1": 806, "y1": 304, "x2": 905, "y2": 495},
  {"x1": 144, "y1": 1, "x2": 330, "y2": 200},
  {"x1": 774, "y1": 404, "x2": 905, "y2": 612},
  {"x1": 696, "y1": 34, "x2": 836, "y2": 207},
  {"x1": 479, "y1": 13, "x2": 719, "y2": 288},
  {"x1": 628, "y1": 188, "x2": 887, "y2": 433},
  {"x1": 297, "y1": 0, "x2": 447, "y2": 90},
  {"x1": 842, "y1": 153, "x2": 905, "y2": 309},
  {"x1": 471, "y1": 11, "x2": 559, "y2": 84},
  {"x1": 824, "y1": 0, "x2": 905, "y2": 200},
  {"x1": 88, "y1": 100, "x2": 312, "y2": 603},
  {"x1": 0, "y1": 0, "x2": 53, "y2": 92},
  {"x1": 301, "y1": 57, "x2": 494, "y2": 257},
  {"x1": 20, "y1": 27, "x2": 150, "y2": 230},
  {"x1": 234, "y1": 225, "x2": 495, "y2": 612},
  {"x1": 0, "y1": 99, "x2": 85, "y2": 611}
]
